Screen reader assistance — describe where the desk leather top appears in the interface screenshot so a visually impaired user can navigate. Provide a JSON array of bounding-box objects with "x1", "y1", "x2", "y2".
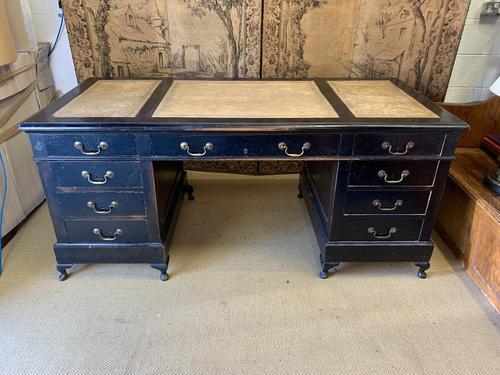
[
  {"x1": 53, "y1": 80, "x2": 160, "y2": 118},
  {"x1": 21, "y1": 78, "x2": 467, "y2": 133},
  {"x1": 152, "y1": 81, "x2": 339, "y2": 118}
]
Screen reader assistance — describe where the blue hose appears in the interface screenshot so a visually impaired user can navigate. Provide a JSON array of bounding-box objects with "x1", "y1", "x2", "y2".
[{"x1": 0, "y1": 149, "x2": 8, "y2": 276}]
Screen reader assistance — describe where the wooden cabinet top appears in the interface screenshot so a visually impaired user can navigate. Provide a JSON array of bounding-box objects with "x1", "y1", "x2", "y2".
[
  {"x1": 21, "y1": 78, "x2": 468, "y2": 133},
  {"x1": 450, "y1": 148, "x2": 500, "y2": 216}
]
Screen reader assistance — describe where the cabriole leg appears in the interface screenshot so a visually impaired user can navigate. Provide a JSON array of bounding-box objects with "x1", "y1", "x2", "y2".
[
  {"x1": 415, "y1": 262, "x2": 430, "y2": 279},
  {"x1": 56, "y1": 264, "x2": 72, "y2": 281},
  {"x1": 184, "y1": 184, "x2": 194, "y2": 200},
  {"x1": 319, "y1": 262, "x2": 340, "y2": 279},
  {"x1": 319, "y1": 269, "x2": 329, "y2": 279},
  {"x1": 297, "y1": 185, "x2": 303, "y2": 199},
  {"x1": 151, "y1": 256, "x2": 170, "y2": 281}
]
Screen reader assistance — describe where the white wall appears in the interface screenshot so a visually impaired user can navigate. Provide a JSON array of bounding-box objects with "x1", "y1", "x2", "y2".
[
  {"x1": 445, "y1": 0, "x2": 500, "y2": 103},
  {"x1": 27, "y1": 0, "x2": 77, "y2": 96}
]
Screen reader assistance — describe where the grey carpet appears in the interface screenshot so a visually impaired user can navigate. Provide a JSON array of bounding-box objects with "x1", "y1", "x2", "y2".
[{"x1": 0, "y1": 172, "x2": 498, "y2": 375}]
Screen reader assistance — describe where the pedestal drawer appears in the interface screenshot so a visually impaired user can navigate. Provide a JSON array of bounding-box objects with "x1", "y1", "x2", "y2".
[
  {"x1": 353, "y1": 133, "x2": 444, "y2": 156},
  {"x1": 349, "y1": 161, "x2": 438, "y2": 186},
  {"x1": 344, "y1": 190, "x2": 430, "y2": 215},
  {"x1": 57, "y1": 192, "x2": 145, "y2": 217},
  {"x1": 65, "y1": 220, "x2": 149, "y2": 243},
  {"x1": 334, "y1": 216, "x2": 424, "y2": 241},
  {"x1": 51, "y1": 161, "x2": 142, "y2": 188}
]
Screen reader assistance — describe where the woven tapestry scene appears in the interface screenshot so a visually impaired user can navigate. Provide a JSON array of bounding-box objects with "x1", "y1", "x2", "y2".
[{"x1": 62, "y1": 0, "x2": 470, "y2": 174}]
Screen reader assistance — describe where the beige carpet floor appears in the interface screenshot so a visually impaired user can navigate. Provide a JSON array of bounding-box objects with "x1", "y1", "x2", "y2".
[{"x1": 0, "y1": 172, "x2": 498, "y2": 375}]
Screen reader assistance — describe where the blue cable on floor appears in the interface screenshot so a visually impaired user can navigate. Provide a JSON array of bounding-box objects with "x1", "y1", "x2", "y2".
[{"x1": 0, "y1": 150, "x2": 7, "y2": 276}]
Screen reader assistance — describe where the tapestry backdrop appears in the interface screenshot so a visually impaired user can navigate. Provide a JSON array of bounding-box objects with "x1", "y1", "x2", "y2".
[
  {"x1": 262, "y1": 0, "x2": 470, "y2": 101},
  {"x1": 62, "y1": 0, "x2": 470, "y2": 174}
]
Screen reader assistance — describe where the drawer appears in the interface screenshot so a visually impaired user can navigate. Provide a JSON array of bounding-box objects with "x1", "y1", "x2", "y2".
[
  {"x1": 57, "y1": 192, "x2": 145, "y2": 217},
  {"x1": 334, "y1": 216, "x2": 423, "y2": 241},
  {"x1": 344, "y1": 190, "x2": 430, "y2": 215},
  {"x1": 51, "y1": 161, "x2": 142, "y2": 188},
  {"x1": 150, "y1": 133, "x2": 340, "y2": 158},
  {"x1": 348, "y1": 161, "x2": 438, "y2": 186},
  {"x1": 30, "y1": 133, "x2": 137, "y2": 157},
  {"x1": 353, "y1": 133, "x2": 444, "y2": 156},
  {"x1": 65, "y1": 220, "x2": 149, "y2": 243}
]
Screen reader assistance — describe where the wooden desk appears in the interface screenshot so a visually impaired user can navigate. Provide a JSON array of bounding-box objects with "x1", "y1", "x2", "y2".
[{"x1": 20, "y1": 79, "x2": 468, "y2": 281}]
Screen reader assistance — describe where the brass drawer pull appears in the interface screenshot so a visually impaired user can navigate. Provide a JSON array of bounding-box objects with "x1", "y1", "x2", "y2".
[
  {"x1": 378, "y1": 169, "x2": 409, "y2": 184},
  {"x1": 87, "y1": 201, "x2": 118, "y2": 214},
  {"x1": 278, "y1": 142, "x2": 311, "y2": 157},
  {"x1": 367, "y1": 227, "x2": 397, "y2": 239},
  {"x1": 81, "y1": 170, "x2": 114, "y2": 185},
  {"x1": 381, "y1": 141, "x2": 414, "y2": 155},
  {"x1": 74, "y1": 141, "x2": 108, "y2": 155},
  {"x1": 93, "y1": 228, "x2": 123, "y2": 241},
  {"x1": 180, "y1": 142, "x2": 213, "y2": 157},
  {"x1": 372, "y1": 199, "x2": 403, "y2": 211}
]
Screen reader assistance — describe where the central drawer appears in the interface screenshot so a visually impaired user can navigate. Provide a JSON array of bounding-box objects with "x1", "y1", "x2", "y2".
[
  {"x1": 57, "y1": 191, "x2": 146, "y2": 217},
  {"x1": 65, "y1": 220, "x2": 149, "y2": 243},
  {"x1": 150, "y1": 133, "x2": 340, "y2": 158},
  {"x1": 51, "y1": 161, "x2": 142, "y2": 188}
]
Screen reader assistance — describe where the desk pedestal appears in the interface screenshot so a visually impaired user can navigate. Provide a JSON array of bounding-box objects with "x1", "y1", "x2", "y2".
[{"x1": 300, "y1": 159, "x2": 450, "y2": 279}]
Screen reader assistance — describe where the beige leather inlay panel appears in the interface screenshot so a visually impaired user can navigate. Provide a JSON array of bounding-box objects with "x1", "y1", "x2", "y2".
[
  {"x1": 153, "y1": 80, "x2": 338, "y2": 118},
  {"x1": 328, "y1": 80, "x2": 439, "y2": 118},
  {"x1": 53, "y1": 80, "x2": 160, "y2": 118}
]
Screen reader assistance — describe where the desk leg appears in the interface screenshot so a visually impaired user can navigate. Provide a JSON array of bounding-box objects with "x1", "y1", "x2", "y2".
[
  {"x1": 151, "y1": 256, "x2": 170, "y2": 281},
  {"x1": 297, "y1": 185, "x2": 304, "y2": 199},
  {"x1": 56, "y1": 264, "x2": 72, "y2": 281},
  {"x1": 184, "y1": 184, "x2": 195, "y2": 200},
  {"x1": 319, "y1": 254, "x2": 340, "y2": 279},
  {"x1": 150, "y1": 161, "x2": 188, "y2": 280},
  {"x1": 415, "y1": 262, "x2": 430, "y2": 279}
]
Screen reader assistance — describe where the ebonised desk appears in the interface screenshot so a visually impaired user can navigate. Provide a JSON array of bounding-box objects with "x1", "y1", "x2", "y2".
[{"x1": 20, "y1": 79, "x2": 468, "y2": 281}]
